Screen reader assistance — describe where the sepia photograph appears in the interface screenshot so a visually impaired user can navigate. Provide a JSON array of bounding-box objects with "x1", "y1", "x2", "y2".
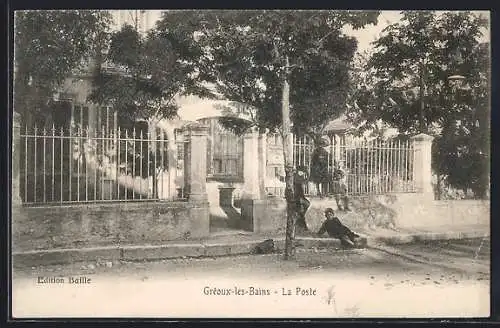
[{"x1": 11, "y1": 9, "x2": 491, "y2": 318}]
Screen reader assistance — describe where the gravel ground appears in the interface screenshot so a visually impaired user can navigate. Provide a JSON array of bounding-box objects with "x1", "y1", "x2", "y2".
[{"x1": 12, "y1": 238, "x2": 490, "y2": 318}]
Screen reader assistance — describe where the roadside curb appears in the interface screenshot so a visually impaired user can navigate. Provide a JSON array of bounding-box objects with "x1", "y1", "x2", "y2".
[
  {"x1": 12, "y1": 230, "x2": 489, "y2": 268},
  {"x1": 371, "y1": 230, "x2": 489, "y2": 245},
  {"x1": 12, "y1": 237, "x2": 338, "y2": 267}
]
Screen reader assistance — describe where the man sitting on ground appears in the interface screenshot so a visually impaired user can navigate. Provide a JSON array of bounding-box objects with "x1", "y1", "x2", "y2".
[{"x1": 317, "y1": 208, "x2": 361, "y2": 248}]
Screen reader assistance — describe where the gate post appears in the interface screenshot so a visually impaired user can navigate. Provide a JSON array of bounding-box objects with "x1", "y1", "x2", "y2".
[
  {"x1": 240, "y1": 126, "x2": 262, "y2": 231},
  {"x1": 411, "y1": 133, "x2": 434, "y2": 199},
  {"x1": 182, "y1": 122, "x2": 210, "y2": 238},
  {"x1": 184, "y1": 123, "x2": 209, "y2": 202},
  {"x1": 12, "y1": 111, "x2": 27, "y2": 251},
  {"x1": 242, "y1": 126, "x2": 260, "y2": 200}
]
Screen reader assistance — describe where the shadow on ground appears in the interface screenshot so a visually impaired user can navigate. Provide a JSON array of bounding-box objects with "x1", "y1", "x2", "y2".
[{"x1": 209, "y1": 204, "x2": 243, "y2": 232}]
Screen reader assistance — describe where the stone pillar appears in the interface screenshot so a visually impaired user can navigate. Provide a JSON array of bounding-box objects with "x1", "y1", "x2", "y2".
[
  {"x1": 181, "y1": 123, "x2": 210, "y2": 238},
  {"x1": 12, "y1": 111, "x2": 22, "y2": 205},
  {"x1": 184, "y1": 123, "x2": 209, "y2": 202},
  {"x1": 242, "y1": 126, "x2": 260, "y2": 200},
  {"x1": 240, "y1": 126, "x2": 262, "y2": 231},
  {"x1": 12, "y1": 111, "x2": 27, "y2": 253},
  {"x1": 411, "y1": 133, "x2": 434, "y2": 198}
]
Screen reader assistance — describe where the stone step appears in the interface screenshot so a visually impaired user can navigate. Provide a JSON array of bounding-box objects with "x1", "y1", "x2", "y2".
[
  {"x1": 12, "y1": 230, "x2": 488, "y2": 269},
  {"x1": 12, "y1": 236, "x2": 358, "y2": 268}
]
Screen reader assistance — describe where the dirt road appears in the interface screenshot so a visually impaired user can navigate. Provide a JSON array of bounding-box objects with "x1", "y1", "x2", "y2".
[{"x1": 12, "y1": 238, "x2": 490, "y2": 318}]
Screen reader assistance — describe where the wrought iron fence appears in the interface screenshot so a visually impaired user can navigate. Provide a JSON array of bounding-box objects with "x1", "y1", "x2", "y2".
[
  {"x1": 340, "y1": 137, "x2": 416, "y2": 195},
  {"x1": 20, "y1": 124, "x2": 186, "y2": 205},
  {"x1": 265, "y1": 134, "x2": 416, "y2": 197}
]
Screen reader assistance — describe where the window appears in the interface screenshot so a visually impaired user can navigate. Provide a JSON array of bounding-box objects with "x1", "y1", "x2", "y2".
[
  {"x1": 50, "y1": 99, "x2": 72, "y2": 131},
  {"x1": 201, "y1": 118, "x2": 243, "y2": 181},
  {"x1": 73, "y1": 105, "x2": 89, "y2": 129}
]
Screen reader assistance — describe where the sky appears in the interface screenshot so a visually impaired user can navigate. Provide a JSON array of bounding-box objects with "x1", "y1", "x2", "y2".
[
  {"x1": 107, "y1": 10, "x2": 490, "y2": 134},
  {"x1": 345, "y1": 10, "x2": 490, "y2": 55},
  {"x1": 109, "y1": 10, "x2": 490, "y2": 56},
  {"x1": 343, "y1": 11, "x2": 403, "y2": 54}
]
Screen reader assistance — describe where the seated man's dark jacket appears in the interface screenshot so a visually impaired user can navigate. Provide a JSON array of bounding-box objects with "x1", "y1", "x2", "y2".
[{"x1": 317, "y1": 217, "x2": 354, "y2": 239}]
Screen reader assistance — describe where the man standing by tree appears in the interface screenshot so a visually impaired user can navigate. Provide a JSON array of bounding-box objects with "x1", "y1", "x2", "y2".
[
  {"x1": 310, "y1": 137, "x2": 331, "y2": 198},
  {"x1": 294, "y1": 165, "x2": 310, "y2": 233}
]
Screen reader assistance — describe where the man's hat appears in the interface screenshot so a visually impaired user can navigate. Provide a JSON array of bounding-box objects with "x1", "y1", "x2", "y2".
[
  {"x1": 296, "y1": 165, "x2": 308, "y2": 172},
  {"x1": 315, "y1": 136, "x2": 330, "y2": 147},
  {"x1": 324, "y1": 208, "x2": 335, "y2": 215}
]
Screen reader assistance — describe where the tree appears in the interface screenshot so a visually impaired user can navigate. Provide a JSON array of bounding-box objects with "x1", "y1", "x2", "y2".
[
  {"x1": 14, "y1": 10, "x2": 112, "y2": 124},
  {"x1": 89, "y1": 23, "x2": 214, "y2": 124},
  {"x1": 349, "y1": 11, "x2": 490, "y2": 199},
  {"x1": 88, "y1": 18, "x2": 218, "y2": 197},
  {"x1": 156, "y1": 10, "x2": 379, "y2": 258}
]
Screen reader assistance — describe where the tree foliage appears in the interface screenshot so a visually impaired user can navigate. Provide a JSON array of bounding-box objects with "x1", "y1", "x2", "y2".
[
  {"x1": 349, "y1": 11, "x2": 490, "y2": 198},
  {"x1": 88, "y1": 23, "x2": 213, "y2": 124},
  {"x1": 14, "y1": 10, "x2": 111, "y2": 121},
  {"x1": 153, "y1": 10, "x2": 379, "y2": 257},
  {"x1": 155, "y1": 10, "x2": 379, "y2": 138}
]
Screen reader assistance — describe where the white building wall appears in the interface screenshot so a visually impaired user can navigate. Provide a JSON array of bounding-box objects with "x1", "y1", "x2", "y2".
[{"x1": 108, "y1": 10, "x2": 162, "y2": 33}]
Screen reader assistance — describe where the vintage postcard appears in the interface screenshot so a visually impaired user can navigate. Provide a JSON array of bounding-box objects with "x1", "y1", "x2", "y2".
[{"x1": 11, "y1": 9, "x2": 490, "y2": 318}]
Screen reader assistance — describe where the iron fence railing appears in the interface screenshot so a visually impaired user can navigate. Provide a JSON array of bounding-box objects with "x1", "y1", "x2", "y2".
[
  {"x1": 265, "y1": 134, "x2": 416, "y2": 197},
  {"x1": 20, "y1": 124, "x2": 186, "y2": 205}
]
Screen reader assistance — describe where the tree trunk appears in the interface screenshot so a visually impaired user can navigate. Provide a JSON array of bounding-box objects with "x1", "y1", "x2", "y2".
[
  {"x1": 282, "y1": 56, "x2": 296, "y2": 260},
  {"x1": 295, "y1": 217, "x2": 308, "y2": 233}
]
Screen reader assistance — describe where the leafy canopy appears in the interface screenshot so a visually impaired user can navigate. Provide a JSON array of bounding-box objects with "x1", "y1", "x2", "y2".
[
  {"x1": 155, "y1": 10, "x2": 379, "y2": 138},
  {"x1": 350, "y1": 11, "x2": 489, "y2": 134},
  {"x1": 89, "y1": 22, "x2": 213, "y2": 124},
  {"x1": 349, "y1": 11, "x2": 490, "y2": 197},
  {"x1": 14, "y1": 10, "x2": 111, "y2": 118}
]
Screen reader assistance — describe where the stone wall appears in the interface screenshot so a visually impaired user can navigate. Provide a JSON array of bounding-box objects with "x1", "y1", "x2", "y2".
[
  {"x1": 12, "y1": 113, "x2": 212, "y2": 253},
  {"x1": 240, "y1": 198, "x2": 286, "y2": 233},
  {"x1": 248, "y1": 194, "x2": 490, "y2": 234},
  {"x1": 12, "y1": 201, "x2": 210, "y2": 252},
  {"x1": 389, "y1": 195, "x2": 490, "y2": 228}
]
